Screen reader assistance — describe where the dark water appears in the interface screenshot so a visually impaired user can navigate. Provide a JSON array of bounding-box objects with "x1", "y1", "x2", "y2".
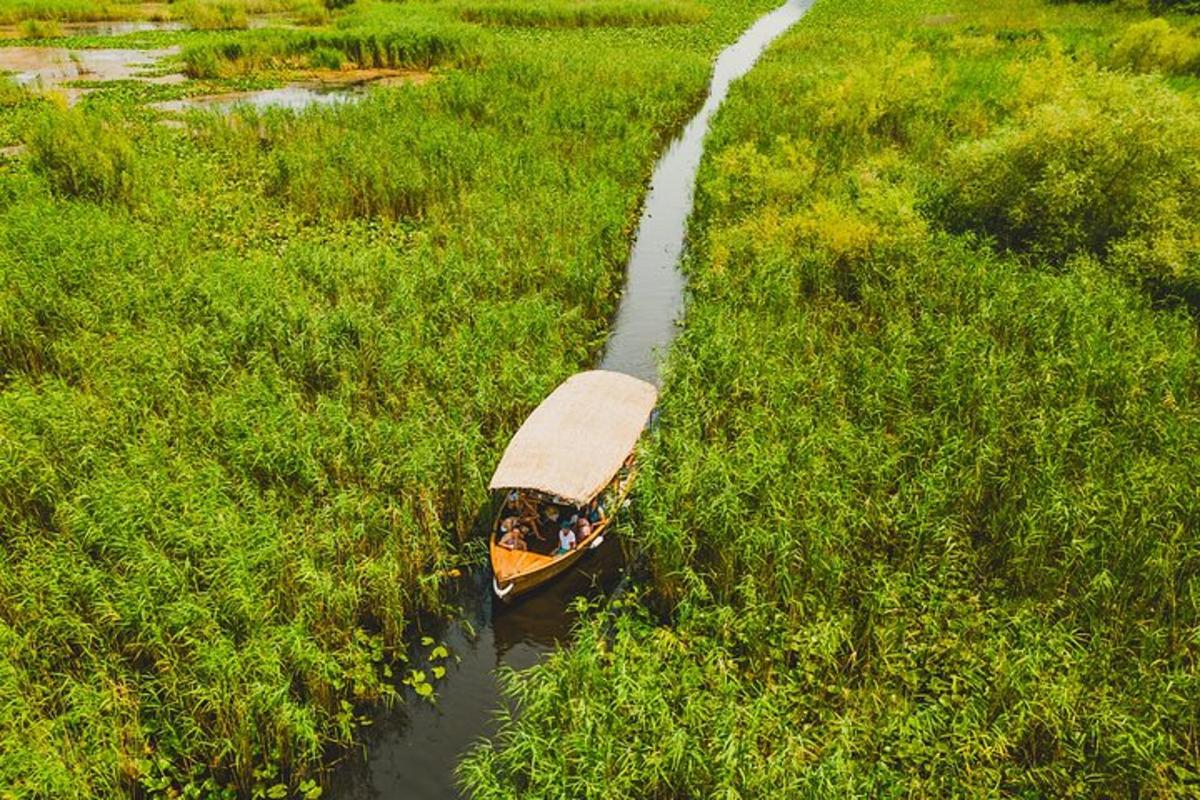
[
  {"x1": 331, "y1": 2, "x2": 813, "y2": 797},
  {"x1": 600, "y1": 0, "x2": 815, "y2": 385},
  {"x1": 329, "y1": 538, "x2": 627, "y2": 798}
]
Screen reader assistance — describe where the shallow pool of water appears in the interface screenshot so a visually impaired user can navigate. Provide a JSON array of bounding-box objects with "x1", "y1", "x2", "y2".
[
  {"x1": 0, "y1": 45, "x2": 179, "y2": 88},
  {"x1": 0, "y1": 13, "x2": 292, "y2": 39},
  {"x1": 63, "y1": 19, "x2": 187, "y2": 36},
  {"x1": 153, "y1": 84, "x2": 367, "y2": 113}
]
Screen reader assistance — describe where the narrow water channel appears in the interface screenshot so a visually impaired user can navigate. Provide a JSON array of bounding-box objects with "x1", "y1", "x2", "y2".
[
  {"x1": 599, "y1": 0, "x2": 815, "y2": 385},
  {"x1": 330, "y1": 2, "x2": 813, "y2": 797}
]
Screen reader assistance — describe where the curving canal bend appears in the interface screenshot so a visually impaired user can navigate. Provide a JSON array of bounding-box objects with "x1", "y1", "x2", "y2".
[{"x1": 331, "y1": 1, "x2": 814, "y2": 796}]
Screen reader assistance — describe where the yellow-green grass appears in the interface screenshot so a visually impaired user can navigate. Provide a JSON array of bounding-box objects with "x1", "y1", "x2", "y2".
[
  {"x1": 460, "y1": 0, "x2": 1200, "y2": 797},
  {"x1": 0, "y1": 1, "x2": 783, "y2": 797},
  {"x1": 455, "y1": 0, "x2": 709, "y2": 29},
  {"x1": 0, "y1": 1, "x2": 141, "y2": 24},
  {"x1": 0, "y1": 0, "x2": 329, "y2": 25}
]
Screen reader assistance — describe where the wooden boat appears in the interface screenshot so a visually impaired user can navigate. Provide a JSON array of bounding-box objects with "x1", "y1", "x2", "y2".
[{"x1": 488, "y1": 370, "x2": 658, "y2": 601}]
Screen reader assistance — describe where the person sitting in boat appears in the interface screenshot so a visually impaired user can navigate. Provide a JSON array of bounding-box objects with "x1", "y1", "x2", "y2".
[
  {"x1": 576, "y1": 514, "x2": 592, "y2": 540},
  {"x1": 499, "y1": 525, "x2": 527, "y2": 551},
  {"x1": 555, "y1": 521, "x2": 577, "y2": 556},
  {"x1": 586, "y1": 499, "x2": 603, "y2": 525}
]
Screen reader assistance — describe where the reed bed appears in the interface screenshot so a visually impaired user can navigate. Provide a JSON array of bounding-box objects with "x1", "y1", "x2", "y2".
[
  {"x1": 182, "y1": 22, "x2": 478, "y2": 77},
  {"x1": 455, "y1": 0, "x2": 708, "y2": 29},
  {"x1": 0, "y1": 0, "x2": 783, "y2": 795},
  {"x1": 0, "y1": 0, "x2": 325, "y2": 24},
  {"x1": 0, "y1": 0, "x2": 139, "y2": 23},
  {"x1": 461, "y1": 0, "x2": 1200, "y2": 796}
]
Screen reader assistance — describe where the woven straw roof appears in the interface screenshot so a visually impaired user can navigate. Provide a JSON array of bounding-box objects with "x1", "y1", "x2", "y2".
[{"x1": 488, "y1": 370, "x2": 658, "y2": 505}]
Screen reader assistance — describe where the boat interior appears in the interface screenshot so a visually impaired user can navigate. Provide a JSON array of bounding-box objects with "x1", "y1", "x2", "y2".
[{"x1": 492, "y1": 455, "x2": 635, "y2": 562}]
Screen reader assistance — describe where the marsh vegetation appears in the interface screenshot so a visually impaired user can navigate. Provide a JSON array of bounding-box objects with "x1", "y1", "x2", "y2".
[
  {"x1": 3, "y1": 0, "x2": 1200, "y2": 797},
  {"x1": 461, "y1": 0, "x2": 1200, "y2": 797},
  {"x1": 0, "y1": 0, "x2": 780, "y2": 797}
]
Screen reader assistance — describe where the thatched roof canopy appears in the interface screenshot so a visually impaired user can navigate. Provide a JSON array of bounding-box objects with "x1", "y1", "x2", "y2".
[{"x1": 488, "y1": 370, "x2": 658, "y2": 505}]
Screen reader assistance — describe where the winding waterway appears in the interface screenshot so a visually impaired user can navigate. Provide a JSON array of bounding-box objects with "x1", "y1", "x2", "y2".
[{"x1": 331, "y1": 2, "x2": 814, "y2": 796}]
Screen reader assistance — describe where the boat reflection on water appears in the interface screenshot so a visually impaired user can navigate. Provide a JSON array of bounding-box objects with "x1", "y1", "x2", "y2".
[
  {"x1": 491, "y1": 528, "x2": 627, "y2": 659},
  {"x1": 329, "y1": 532, "x2": 627, "y2": 799}
]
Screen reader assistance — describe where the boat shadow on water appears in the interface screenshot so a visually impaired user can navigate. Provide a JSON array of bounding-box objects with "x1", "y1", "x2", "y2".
[{"x1": 329, "y1": 515, "x2": 628, "y2": 799}]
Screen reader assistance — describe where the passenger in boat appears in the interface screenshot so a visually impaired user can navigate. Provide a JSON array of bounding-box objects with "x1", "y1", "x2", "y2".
[
  {"x1": 499, "y1": 525, "x2": 527, "y2": 551},
  {"x1": 555, "y1": 521, "x2": 577, "y2": 555},
  {"x1": 576, "y1": 514, "x2": 592, "y2": 540},
  {"x1": 586, "y1": 499, "x2": 603, "y2": 525}
]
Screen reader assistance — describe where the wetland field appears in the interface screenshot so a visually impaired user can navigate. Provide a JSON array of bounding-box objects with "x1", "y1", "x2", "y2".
[{"x1": 2, "y1": 0, "x2": 1200, "y2": 798}]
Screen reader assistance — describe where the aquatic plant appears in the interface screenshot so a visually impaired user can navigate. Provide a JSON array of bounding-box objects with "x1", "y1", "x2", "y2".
[
  {"x1": 26, "y1": 107, "x2": 139, "y2": 205},
  {"x1": 460, "y1": 0, "x2": 1200, "y2": 796},
  {"x1": 182, "y1": 21, "x2": 478, "y2": 77},
  {"x1": 455, "y1": 0, "x2": 708, "y2": 29},
  {"x1": 17, "y1": 16, "x2": 60, "y2": 36},
  {"x1": 175, "y1": 0, "x2": 251, "y2": 30},
  {"x1": 1110, "y1": 16, "x2": 1200, "y2": 73},
  {"x1": 0, "y1": 0, "x2": 135, "y2": 23},
  {"x1": 939, "y1": 59, "x2": 1200, "y2": 298},
  {"x1": 0, "y1": 0, "x2": 782, "y2": 794}
]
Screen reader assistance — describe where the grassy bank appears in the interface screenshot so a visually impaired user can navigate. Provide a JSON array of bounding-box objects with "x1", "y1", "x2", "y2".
[
  {"x1": 0, "y1": 0, "x2": 325, "y2": 25},
  {"x1": 0, "y1": 0, "x2": 780, "y2": 797},
  {"x1": 460, "y1": 0, "x2": 1200, "y2": 797}
]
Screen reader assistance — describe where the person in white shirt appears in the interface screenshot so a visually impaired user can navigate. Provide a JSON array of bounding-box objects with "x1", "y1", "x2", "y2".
[{"x1": 556, "y1": 523, "x2": 577, "y2": 555}]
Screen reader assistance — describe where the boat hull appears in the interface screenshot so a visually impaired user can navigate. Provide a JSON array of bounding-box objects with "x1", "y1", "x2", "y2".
[
  {"x1": 489, "y1": 471, "x2": 634, "y2": 602},
  {"x1": 491, "y1": 526, "x2": 604, "y2": 601}
]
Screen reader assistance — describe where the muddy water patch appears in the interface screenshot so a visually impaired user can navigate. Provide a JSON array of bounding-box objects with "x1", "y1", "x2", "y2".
[
  {"x1": 0, "y1": 45, "x2": 180, "y2": 88},
  {"x1": 61, "y1": 19, "x2": 185, "y2": 36},
  {"x1": 0, "y1": 20, "x2": 183, "y2": 39}
]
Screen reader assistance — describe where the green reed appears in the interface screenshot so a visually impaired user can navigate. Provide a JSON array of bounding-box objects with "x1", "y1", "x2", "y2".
[
  {"x1": 454, "y1": 0, "x2": 709, "y2": 29},
  {"x1": 461, "y1": 0, "x2": 1200, "y2": 796},
  {"x1": 0, "y1": 0, "x2": 783, "y2": 796}
]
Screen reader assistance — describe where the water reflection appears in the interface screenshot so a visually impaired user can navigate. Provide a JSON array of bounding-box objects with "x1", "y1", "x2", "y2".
[
  {"x1": 0, "y1": 45, "x2": 180, "y2": 88},
  {"x1": 153, "y1": 85, "x2": 367, "y2": 113},
  {"x1": 600, "y1": 0, "x2": 816, "y2": 385},
  {"x1": 330, "y1": 536, "x2": 626, "y2": 799}
]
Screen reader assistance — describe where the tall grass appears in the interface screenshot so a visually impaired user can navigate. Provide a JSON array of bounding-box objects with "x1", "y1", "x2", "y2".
[
  {"x1": 1110, "y1": 16, "x2": 1200, "y2": 73},
  {"x1": 455, "y1": 0, "x2": 709, "y2": 29},
  {"x1": 182, "y1": 22, "x2": 478, "y2": 77},
  {"x1": 939, "y1": 57, "x2": 1200, "y2": 300},
  {"x1": 460, "y1": 0, "x2": 1200, "y2": 796},
  {"x1": 175, "y1": 0, "x2": 252, "y2": 30},
  {"x1": 0, "y1": 0, "x2": 782, "y2": 794},
  {"x1": 26, "y1": 107, "x2": 140, "y2": 205},
  {"x1": 0, "y1": 0, "x2": 138, "y2": 23}
]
